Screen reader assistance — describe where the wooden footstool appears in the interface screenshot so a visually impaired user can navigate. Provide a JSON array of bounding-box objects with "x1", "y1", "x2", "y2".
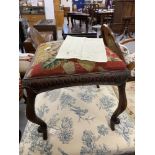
[{"x1": 23, "y1": 40, "x2": 129, "y2": 140}]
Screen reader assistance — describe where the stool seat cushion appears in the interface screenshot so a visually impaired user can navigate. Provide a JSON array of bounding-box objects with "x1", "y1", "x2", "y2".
[
  {"x1": 20, "y1": 85, "x2": 134, "y2": 155},
  {"x1": 26, "y1": 41, "x2": 126, "y2": 78}
]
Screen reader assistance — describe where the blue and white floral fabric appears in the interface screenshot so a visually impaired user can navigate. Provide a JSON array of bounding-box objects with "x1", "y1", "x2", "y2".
[{"x1": 20, "y1": 84, "x2": 135, "y2": 155}]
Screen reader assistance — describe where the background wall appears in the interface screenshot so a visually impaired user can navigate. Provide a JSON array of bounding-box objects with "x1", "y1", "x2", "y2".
[
  {"x1": 44, "y1": 0, "x2": 55, "y2": 19},
  {"x1": 61, "y1": 0, "x2": 73, "y2": 11}
]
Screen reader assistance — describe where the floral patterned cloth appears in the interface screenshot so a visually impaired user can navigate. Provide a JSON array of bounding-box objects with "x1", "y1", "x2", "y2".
[
  {"x1": 119, "y1": 44, "x2": 135, "y2": 77},
  {"x1": 27, "y1": 41, "x2": 126, "y2": 78},
  {"x1": 19, "y1": 53, "x2": 34, "y2": 74},
  {"x1": 20, "y1": 84, "x2": 135, "y2": 155}
]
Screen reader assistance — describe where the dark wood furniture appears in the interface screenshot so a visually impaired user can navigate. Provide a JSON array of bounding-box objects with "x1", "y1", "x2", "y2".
[
  {"x1": 95, "y1": 9, "x2": 114, "y2": 25},
  {"x1": 83, "y1": 3, "x2": 100, "y2": 25},
  {"x1": 23, "y1": 27, "x2": 53, "y2": 52},
  {"x1": 62, "y1": 24, "x2": 97, "y2": 39},
  {"x1": 63, "y1": 7, "x2": 70, "y2": 17},
  {"x1": 67, "y1": 12, "x2": 89, "y2": 29},
  {"x1": 34, "y1": 19, "x2": 57, "y2": 40},
  {"x1": 23, "y1": 38, "x2": 36, "y2": 53},
  {"x1": 19, "y1": 20, "x2": 26, "y2": 53},
  {"x1": 22, "y1": 24, "x2": 130, "y2": 140},
  {"x1": 89, "y1": 3, "x2": 99, "y2": 10},
  {"x1": 27, "y1": 27, "x2": 47, "y2": 49},
  {"x1": 110, "y1": 0, "x2": 135, "y2": 34},
  {"x1": 119, "y1": 16, "x2": 134, "y2": 41}
]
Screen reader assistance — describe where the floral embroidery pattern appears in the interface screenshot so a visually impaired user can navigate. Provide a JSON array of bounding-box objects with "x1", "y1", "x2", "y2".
[
  {"x1": 97, "y1": 96, "x2": 116, "y2": 111},
  {"x1": 106, "y1": 110, "x2": 134, "y2": 143},
  {"x1": 97, "y1": 124, "x2": 109, "y2": 136},
  {"x1": 80, "y1": 130, "x2": 111, "y2": 155},
  {"x1": 28, "y1": 41, "x2": 126, "y2": 78},
  {"x1": 82, "y1": 130, "x2": 96, "y2": 149},
  {"x1": 79, "y1": 91, "x2": 94, "y2": 103},
  {"x1": 59, "y1": 92, "x2": 76, "y2": 109},
  {"x1": 58, "y1": 117, "x2": 73, "y2": 144},
  {"x1": 71, "y1": 106, "x2": 95, "y2": 122},
  {"x1": 115, "y1": 113, "x2": 134, "y2": 143},
  {"x1": 58, "y1": 129, "x2": 73, "y2": 144},
  {"x1": 78, "y1": 86, "x2": 97, "y2": 103},
  {"x1": 44, "y1": 89, "x2": 61, "y2": 102},
  {"x1": 48, "y1": 115, "x2": 73, "y2": 144},
  {"x1": 48, "y1": 113, "x2": 60, "y2": 130},
  {"x1": 20, "y1": 123, "x2": 53, "y2": 155},
  {"x1": 59, "y1": 92, "x2": 95, "y2": 121},
  {"x1": 36, "y1": 105, "x2": 49, "y2": 118},
  {"x1": 78, "y1": 87, "x2": 96, "y2": 104}
]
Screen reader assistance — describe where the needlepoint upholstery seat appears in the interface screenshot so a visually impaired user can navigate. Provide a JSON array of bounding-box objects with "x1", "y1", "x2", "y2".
[{"x1": 26, "y1": 40, "x2": 126, "y2": 78}]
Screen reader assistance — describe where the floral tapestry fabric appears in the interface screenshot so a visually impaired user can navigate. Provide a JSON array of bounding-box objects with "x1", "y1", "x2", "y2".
[
  {"x1": 26, "y1": 41, "x2": 126, "y2": 78},
  {"x1": 119, "y1": 44, "x2": 135, "y2": 77},
  {"x1": 20, "y1": 84, "x2": 135, "y2": 155},
  {"x1": 19, "y1": 53, "x2": 34, "y2": 74}
]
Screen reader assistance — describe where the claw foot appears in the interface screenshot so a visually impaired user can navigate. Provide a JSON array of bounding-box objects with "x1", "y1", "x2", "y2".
[
  {"x1": 38, "y1": 126, "x2": 48, "y2": 140},
  {"x1": 38, "y1": 126, "x2": 43, "y2": 133},
  {"x1": 110, "y1": 117, "x2": 120, "y2": 130}
]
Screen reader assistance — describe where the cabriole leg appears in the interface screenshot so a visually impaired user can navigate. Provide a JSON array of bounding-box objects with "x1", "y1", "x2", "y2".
[
  {"x1": 110, "y1": 83, "x2": 127, "y2": 130},
  {"x1": 26, "y1": 87, "x2": 47, "y2": 140}
]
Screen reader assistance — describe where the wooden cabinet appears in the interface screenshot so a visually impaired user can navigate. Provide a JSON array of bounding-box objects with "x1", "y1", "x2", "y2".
[
  {"x1": 22, "y1": 14, "x2": 45, "y2": 27},
  {"x1": 20, "y1": 6, "x2": 45, "y2": 27},
  {"x1": 110, "y1": 0, "x2": 135, "y2": 33}
]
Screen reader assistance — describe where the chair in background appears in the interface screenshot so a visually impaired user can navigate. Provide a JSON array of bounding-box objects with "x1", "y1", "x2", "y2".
[
  {"x1": 63, "y1": 6, "x2": 70, "y2": 17},
  {"x1": 88, "y1": 3, "x2": 99, "y2": 25},
  {"x1": 119, "y1": 16, "x2": 135, "y2": 41},
  {"x1": 27, "y1": 27, "x2": 47, "y2": 49},
  {"x1": 82, "y1": 3, "x2": 99, "y2": 25},
  {"x1": 101, "y1": 24, "x2": 135, "y2": 81},
  {"x1": 23, "y1": 27, "x2": 53, "y2": 52}
]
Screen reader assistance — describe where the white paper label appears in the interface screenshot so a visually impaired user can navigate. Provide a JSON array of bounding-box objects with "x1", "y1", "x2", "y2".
[{"x1": 56, "y1": 36, "x2": 107, "y2": 62}]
